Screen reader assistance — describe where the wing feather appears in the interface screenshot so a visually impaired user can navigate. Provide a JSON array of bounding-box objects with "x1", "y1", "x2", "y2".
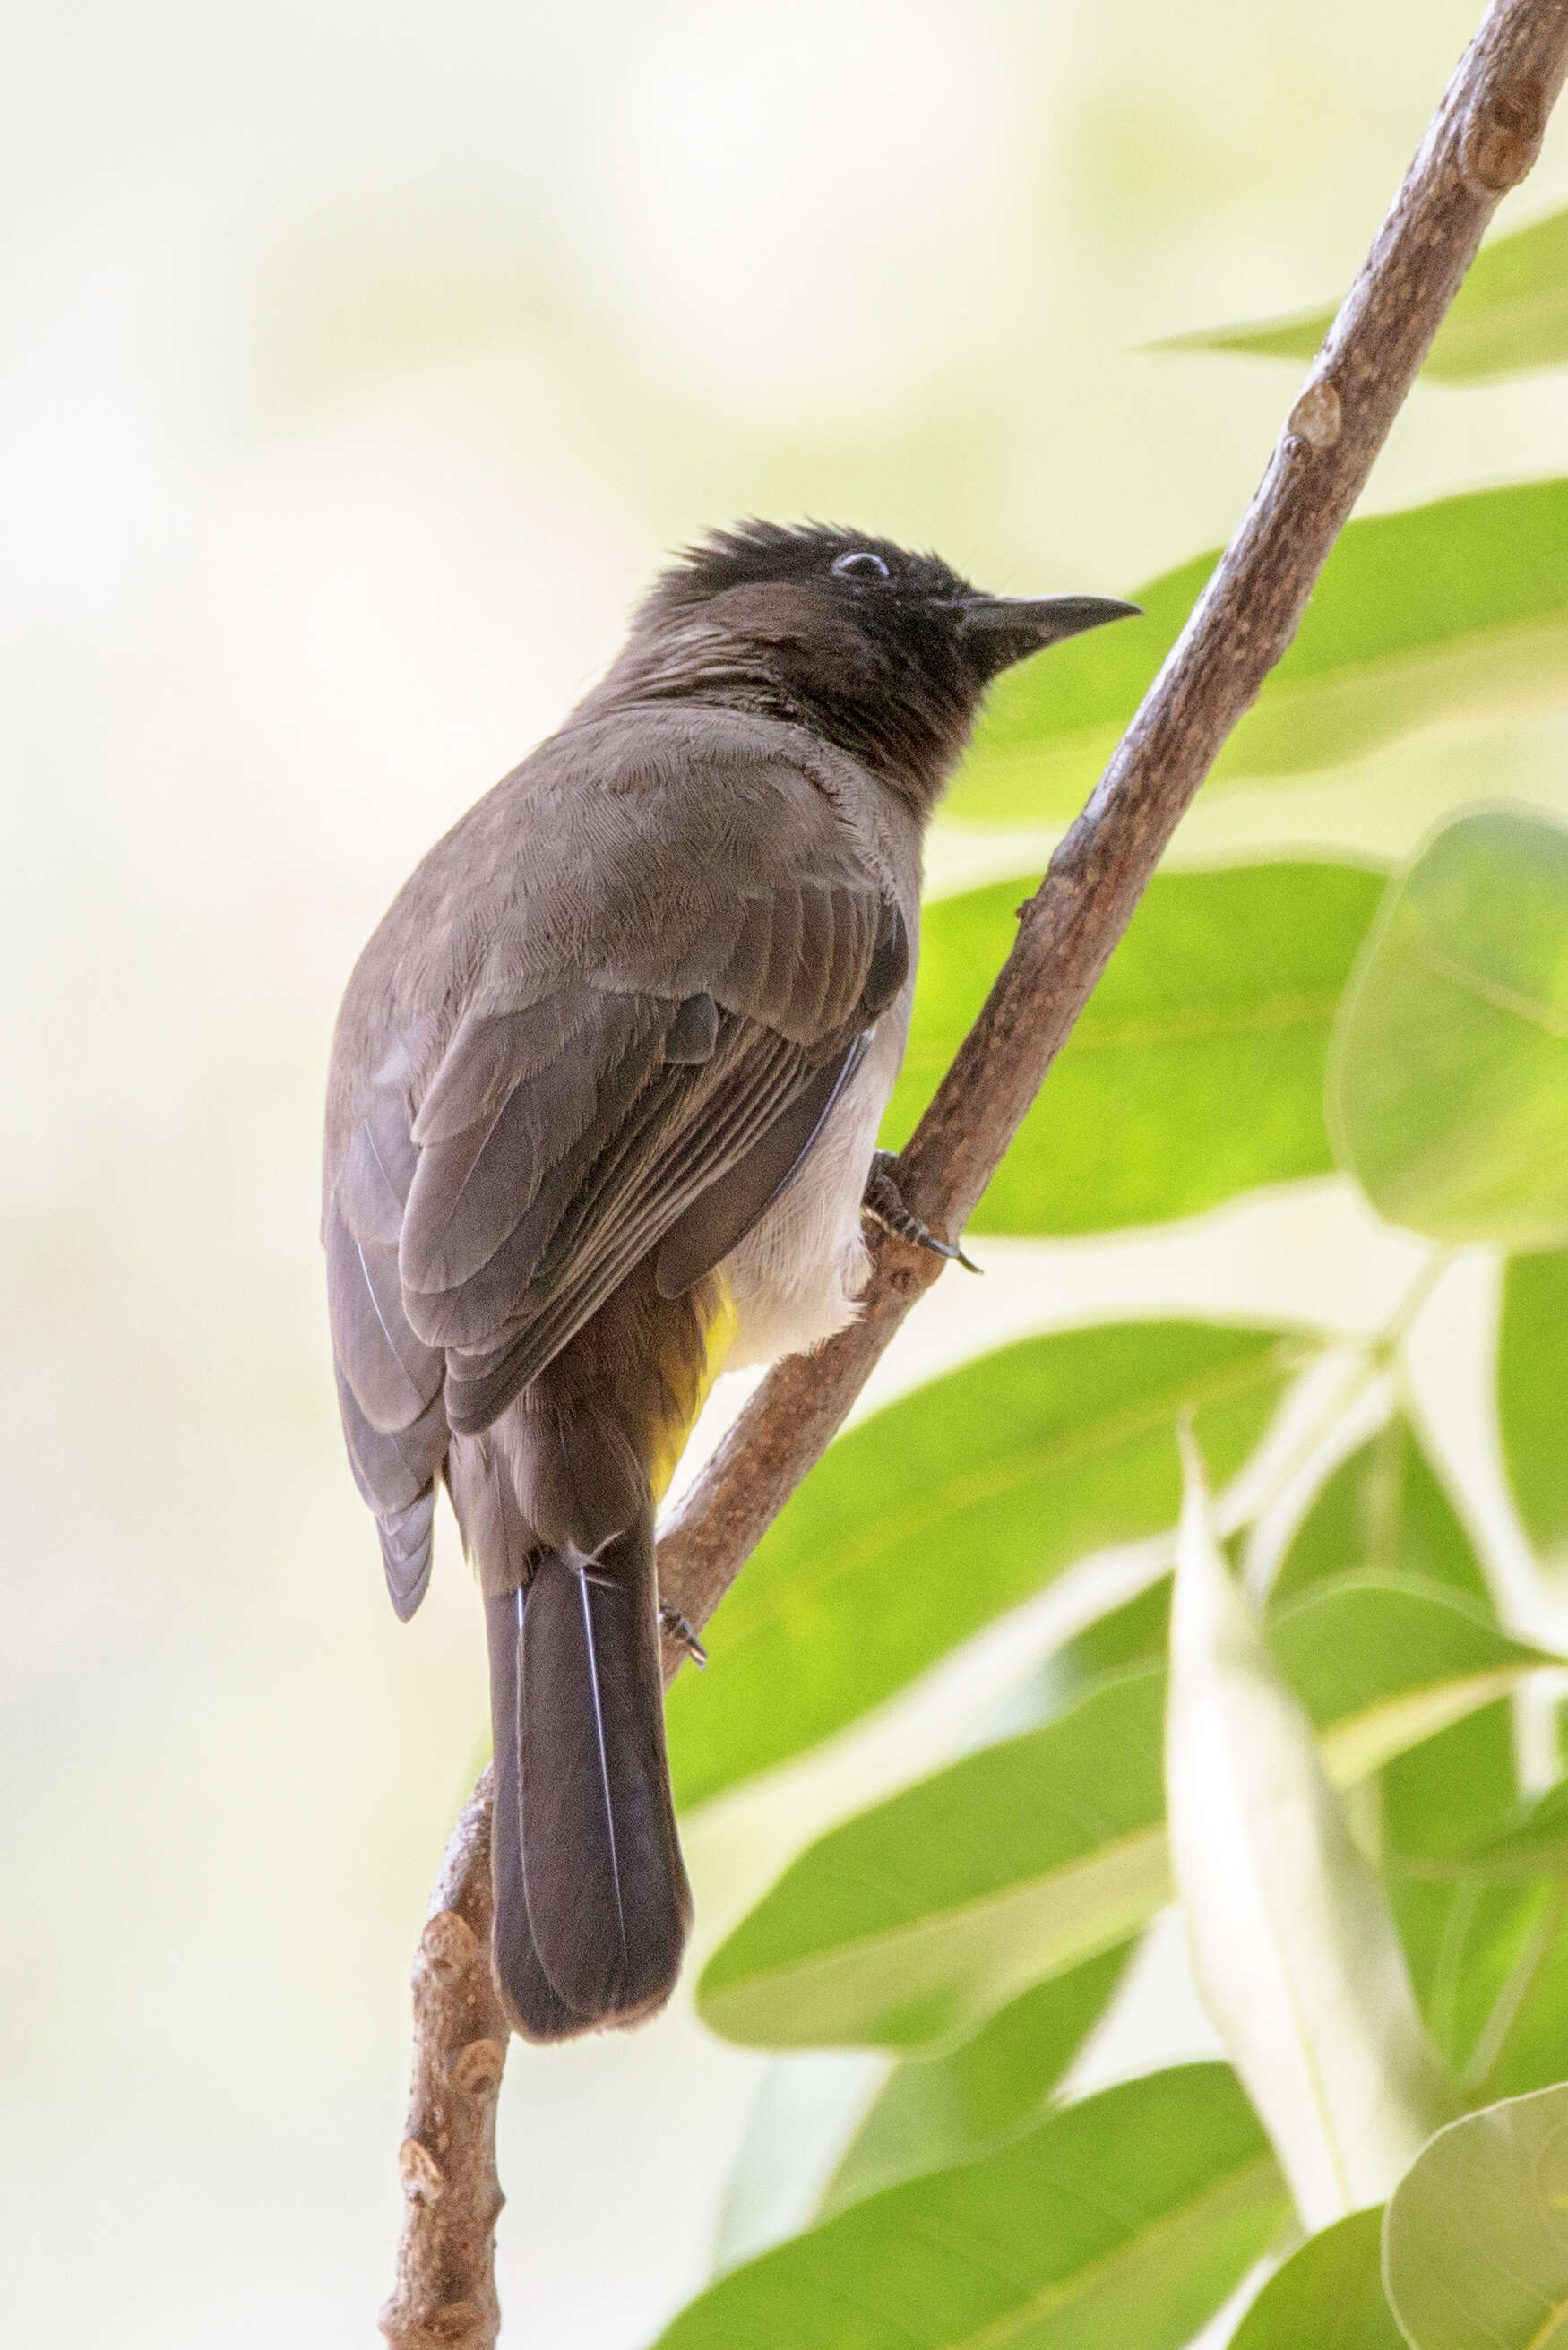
[{"x1": 326, "y1": 822, "x2": 909, "y2": 1600}]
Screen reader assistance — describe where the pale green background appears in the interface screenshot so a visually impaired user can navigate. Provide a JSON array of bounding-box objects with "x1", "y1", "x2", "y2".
[{"x1": 6, "y1": 2, "x2": 1568, "y2": 2342}]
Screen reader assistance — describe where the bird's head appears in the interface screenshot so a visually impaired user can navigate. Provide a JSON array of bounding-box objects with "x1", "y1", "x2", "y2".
[{"x1": 591, "y1": 520, "x2": 1138, "y2": 814}]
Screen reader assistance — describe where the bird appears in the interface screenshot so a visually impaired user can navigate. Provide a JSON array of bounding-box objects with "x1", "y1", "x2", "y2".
[{"x1": 323, "y1": 520, "x2": 1136, "y2": 2041}]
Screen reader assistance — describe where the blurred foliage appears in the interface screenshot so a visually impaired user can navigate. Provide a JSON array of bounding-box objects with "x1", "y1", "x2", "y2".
[
  {"x1": 817, "y1": 1943, "x2": 1133, "y2": 2216},
  {"x1": 1499, "y1": 1248, "x2": 1568, "y2": 1561},
  {"x1": 697, "y1": 1582, "x2": 1552, "y2": 2054},
  {"x1": 951, "y1": 483, "x2": 1568, "y2": 823},
  {"x1": 1270, "y1": 1416, "x2": 1490, "y2": 1612},
  {"x1": 1167, "y1": 1451, "x2": 1458, "y2": 2234},
  {"x1": 1157, "y1": 204, "x2": 1568, "y2": 383},
  {"x1": 883, "y1": 860, "x2": 1384, "y2": 1234},
  {"x1": 1383, "y1": 2084, "x2": 1568, "y2": 2346},
  {"x1": 1331, "y1": 811, "x2": 1568, "y2": 1246},
  {"x1": 1229, "y1": 2209, "x2": 1400, "y2": 2349},
  {"x1": 666, "y1": 1319, "x2": 1295, "y2": 1809},
  {"x1": 657, "y1": 2068, "x2": 1285, "y2": 2350}
]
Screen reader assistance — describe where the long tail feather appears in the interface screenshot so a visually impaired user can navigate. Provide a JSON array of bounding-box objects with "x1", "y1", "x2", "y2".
[
  {"x1": 517, "y1": 1515, "x2": 691, "y2": 2024},
  {"x1": 484, "y1": 1590, "x2": 587, "y2": 2041}
]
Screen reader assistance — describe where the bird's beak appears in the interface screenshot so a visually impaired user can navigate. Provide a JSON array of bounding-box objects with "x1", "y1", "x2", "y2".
[{"x1": 955, "y1": 592, "x2": 1142, "y2": 649}]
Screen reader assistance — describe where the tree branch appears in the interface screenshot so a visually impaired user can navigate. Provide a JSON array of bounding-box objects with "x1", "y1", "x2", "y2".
[
  {"x1": 382, "y1": 3, "x2": 1568, "y2": 2337},
  {"x1": 381, "y1": 1772, "x2": 509, "y2": 2350}
]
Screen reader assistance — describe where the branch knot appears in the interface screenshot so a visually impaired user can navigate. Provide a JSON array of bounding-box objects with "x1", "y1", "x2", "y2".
[
  {"x1": 1460, "y1": 73, "x2": 1546, "y2": 190},
  {"x1": 419, "y1": 1910, "x2": 479, "y2": 1984},
  {"x1": 399, "y1": 2139, "x2": 446, "y2": 2202}
]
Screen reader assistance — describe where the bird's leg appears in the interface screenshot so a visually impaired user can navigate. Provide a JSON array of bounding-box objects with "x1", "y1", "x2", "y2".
[
  {"x1": 861, "y1": 1150, "x2": 980, "y2": 1273},
  {"x1": 659, "y1": 1606, "x2": 709, "y2": 1667}
]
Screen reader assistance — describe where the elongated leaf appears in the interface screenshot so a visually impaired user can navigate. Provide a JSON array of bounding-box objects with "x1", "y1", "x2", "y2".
[
  {"x1": 1330, "y1": 811, "x2": 1568, "y2": 1247},
  {"x1": 1167, "y1": 1444, "x2": 1454, "y2": 2231},
  {"x1": 1030, "y1": 1573, "x2": 1172, "y2": 1721},
  {"x1": 1383, "y1": 2084, "x2": 1568, "y2": 2347},
  {"x1": 1269, "y1": 1577, "x2": 1547, "y2": 1768},
  {"x1": 654, "y1": 2065, "x2": 1287, "y2": 2350},
  {"x1": 1498, "y1": 1249, "x2": 1568, "y2": 1562},
  {"x1": 697, "y1": 1580, "x2": 1552, "y2": 2053},
  {"x1": 1383, "y1": 1703, "x2": 1529, "y2": 2085},
  {"x1": 700, "y1": 1666, "x2": 1170, "y2": 2053},
  {"x1": 1383, "y1": 1702, "x2": 1520, "y2": 1868},
  {"x1": 949, "y1": 483, "x2": 1568, "y2": 824},
  {"x1": 668, "y1": 1320, "x2": 1296, "y2": 1812},
  {"x1": 1460, "y1": 1779, "x2": 1568, "y2": 1881},
  {"x1": 1388, "y1": 1769, "x2": 1568, "y2": 2104},
  {"x1": 882, "y1": 862, "x2": 1383, "y2": 1235},
  {"x1": 1154, "y1": 205, "x2": 1568, "y2": 383},
  {"x1": 1270, "y1": 1417, "x2": 1491, "y2": 1614},
  {"x1": 1463, "y1": 1886, "x2": 1568, "y2": 2104},
  {"x1": 818, "y1": 1944, "x2": 1133, "y2": 2217},
  {"x1": 1228, "y1": 2208, "x2": 1400, "y2": 2348},
  {"x1": 1421, "y1": 1877, "x2": 1568, "y2": 2102}
]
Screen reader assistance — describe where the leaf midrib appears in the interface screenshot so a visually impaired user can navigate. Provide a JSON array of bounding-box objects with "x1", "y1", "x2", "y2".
[
  {"x1": 942, "y1": 2156, "x2": 1281, "y2": 2350},
  {"x1": 901, "y1": 987, "x2": 1345, "y2": 1071},
  {"x1": 1410, "y1": 941, "x2": 1568, "y2": 1042},
  {"x1": 710, "y1": 1666, "x2": 1531, "y2": 1995},
  {"x1": 719, "y1": 1337, "x2": 1302, "y2": 1656}
]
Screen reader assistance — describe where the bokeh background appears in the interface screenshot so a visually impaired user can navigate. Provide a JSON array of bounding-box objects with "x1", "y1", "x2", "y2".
[{"x1": 7, "y1": 1, "x2": 1568, "y2": 2341}]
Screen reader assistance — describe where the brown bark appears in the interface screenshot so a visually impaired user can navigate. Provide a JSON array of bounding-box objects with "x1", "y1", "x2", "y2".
[
  {"x1": 382, "y1": 4, "x2": 1568, "y2": 2337},
  {"x1": 381, "y1": 1772, "x2": 509, "y2": 2350}
]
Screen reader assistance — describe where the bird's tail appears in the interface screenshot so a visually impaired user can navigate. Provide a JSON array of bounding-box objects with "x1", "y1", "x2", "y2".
[{"x1": 483, "y1": 1506, "x2": 691, "y2": 2041}]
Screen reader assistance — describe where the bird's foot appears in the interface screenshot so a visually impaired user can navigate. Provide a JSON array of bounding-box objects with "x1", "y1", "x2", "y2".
[
  {"x1": 861, "y1": 1150, "x2": 980, "y2": 1273},
  {"x1": 659, "y1": 1605, "x2": 709, "y2": 1667}
]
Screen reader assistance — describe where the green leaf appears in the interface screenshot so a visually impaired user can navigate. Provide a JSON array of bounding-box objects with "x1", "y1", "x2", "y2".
[
  {"x1": 1167, "y1": 1445, "x2": 1454, "y2": 2231},
  {"x1": 949, "y1": 483, "x2": 1568, "y2": 824},
  {"x1": 699, "y1": 1666, "x2": 1171, "y2": 2053},
  {"x1": 1461, "y1": 1780, "x2": 1568, "y2": 1881},
  {"x1": 696, "y1": 1580, "x2": 1553, "y2": 2053},
  {"x1": 1467, "y1": 1886, "x2": 1568, "y2": 2104},
  {"x1": 668, "y1": 1320, "x2": 1296, "y2": 1813},
  {"x1": 882, "y1": 862, "x2": 1383, "y2": 1235},
  {"x1": 1030, "y1": 1574, "x2": 1173, "y2": 1720},
  {"x1": 1329, "y1": 811, "x2": 1568, "y2": 1247},
  {"x1": 1269, "y1": 1578, "x2": 1549, "y2": 1769},
  {"x1": 1270, "y1": 1417, "x2": 1492, "y2": 1614},
  {"x1": 818, "y1": 1944, "x2": 1133, "y2": 2217},
  {"x1": 1151, "y1": 204, "x2": 1568, "y2": 384},
  {"x1": 1383, "y1": 1700, "x2": 1520, "y2": 1865},
  {"x1": 1391, "y1": 1777, "x2": 1568, "y2": 2105},
  {"x1": 652, "y1": 2065, "x2": 1288, "y2": 2350},
  {"x1": 1431, "y1": 1880, "x2": 1568, "y2": 2102},
  {"x1": 1498, "y1": 1250, "x2": 1568, "y2": 1562},
  {"x1": 1228, "y1": 2209, "x2": 1400, "y2": 2349},
  {"x1": 1383, "y1": 2083, "x2": 1568, "y2": 2347},
  {"x1": 1383, "y1": 1704, "x2": 1529, "y2": 2086}
]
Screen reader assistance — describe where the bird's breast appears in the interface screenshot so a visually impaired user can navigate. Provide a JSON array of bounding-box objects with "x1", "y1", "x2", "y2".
[{"x1": 719, "y1": 1012, "x2": 906, "y2": 1373}]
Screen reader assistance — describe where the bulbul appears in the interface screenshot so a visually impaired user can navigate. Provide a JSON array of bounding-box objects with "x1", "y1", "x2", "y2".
[{"x1": 323, "y1": 521, "x2": 1134, "y2": 2041}]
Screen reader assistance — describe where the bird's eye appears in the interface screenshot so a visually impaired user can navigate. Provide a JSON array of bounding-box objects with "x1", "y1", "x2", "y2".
[{"x1": 831, "y1": 550, "x2": 891, "y2": 581}]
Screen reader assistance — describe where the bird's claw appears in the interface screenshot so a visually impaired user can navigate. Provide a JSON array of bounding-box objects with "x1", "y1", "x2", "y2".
[
  {"x1": 659, "y1": 1605, "x2": 708, "y2": 1667},
  {"x1": 861, "y1": 1150, "x2": 980, "y2": 1273}
]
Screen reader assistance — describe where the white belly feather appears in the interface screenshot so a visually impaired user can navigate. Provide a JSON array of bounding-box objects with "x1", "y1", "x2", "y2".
[{"x1": 719, "y1": 1011, "x2": 908, "y2": 1370}]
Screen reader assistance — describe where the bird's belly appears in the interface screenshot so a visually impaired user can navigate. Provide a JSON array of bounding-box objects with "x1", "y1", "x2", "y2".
[{"x1": 719, "y1": 1020, "x2": 903, "y2": 1372}]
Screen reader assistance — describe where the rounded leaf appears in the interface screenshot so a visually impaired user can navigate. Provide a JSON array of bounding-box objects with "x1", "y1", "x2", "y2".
[
  {"x1": 1330, "y1": 811, "x2": 1568, "y2": 1246},
  {"x1": 1383, "y1": 2083, "x2": 1568, "y2": 2346}
]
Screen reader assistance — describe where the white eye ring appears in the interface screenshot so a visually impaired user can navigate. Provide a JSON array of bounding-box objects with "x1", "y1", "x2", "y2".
[{"x1": 831, "y1": 549, "x2": 891, "y2": 580}]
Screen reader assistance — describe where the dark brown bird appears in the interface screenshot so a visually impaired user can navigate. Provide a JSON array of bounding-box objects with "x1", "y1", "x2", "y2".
[{"x1": 323, "y1": 521, "x2": 1135, "y2": 2040}]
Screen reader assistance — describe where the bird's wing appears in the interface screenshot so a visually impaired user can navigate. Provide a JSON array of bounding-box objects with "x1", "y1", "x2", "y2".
[
  {"x1": 325, "y1": 1040, "x2": 449, "y2": 1619},
  {"x1": 326, "y1": 769, "x2": 907, "y2": 1598}
]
